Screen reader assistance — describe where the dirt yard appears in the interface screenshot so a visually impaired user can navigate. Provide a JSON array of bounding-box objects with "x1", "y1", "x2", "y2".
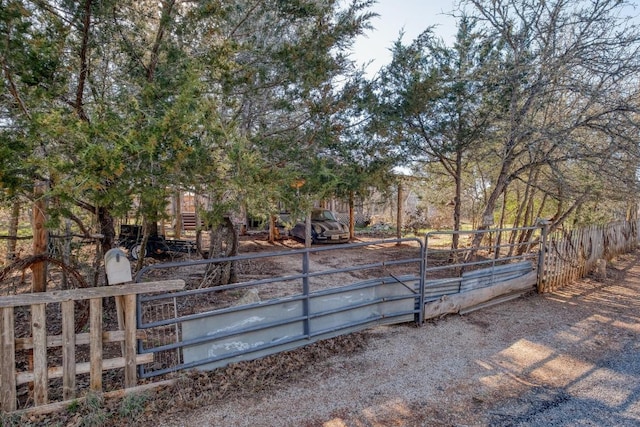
[
  {"x1": 11, "y1": 239, "x2": 640, "y2": 426},
  {"x1": 149, "y1": 250, "x2": 640, "y2": 427}
]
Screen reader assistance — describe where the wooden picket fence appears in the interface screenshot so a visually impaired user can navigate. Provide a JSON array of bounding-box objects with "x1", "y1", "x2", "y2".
[
  {"x1": 0, "y1": 280, "x2": 184, "y2": 413},
  {"x1": 540, "y1": 220, "x2": 638, "y2": 292}
]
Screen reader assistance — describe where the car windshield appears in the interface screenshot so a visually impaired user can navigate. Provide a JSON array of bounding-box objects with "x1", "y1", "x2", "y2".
[{"x1": 311, "y1": 210, "x2": 336, "y2": 221}]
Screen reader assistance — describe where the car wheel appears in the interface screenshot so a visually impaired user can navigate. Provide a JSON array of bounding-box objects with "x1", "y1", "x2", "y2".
[{"x1": 129, "y1": 243, "x2": 145, "y2": 260}]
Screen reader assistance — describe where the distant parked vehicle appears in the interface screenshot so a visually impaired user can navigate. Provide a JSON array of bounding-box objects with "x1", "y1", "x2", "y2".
[
  {"x1": 118, "y1": 224, "x2": 197, "y2": 260},
  {"x1": 289, "y1": 209, "x2": 349, "y2": 244}
]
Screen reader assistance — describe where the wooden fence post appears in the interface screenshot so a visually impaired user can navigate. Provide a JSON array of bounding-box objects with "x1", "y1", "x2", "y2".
[
  {"x1": 90, "y1": 298, "x2": 103, "y2": 391},
  {"x1": 32, "y1": 304, "x2": 47, "y2": 406},
  {"x1": 1, "y1": 306, "x2": 17, "y2": 411},
  {"x1": 123, "y1": 294, "x2": 137, "y2": 388},
  {"x1": 537, "y1": 220, "x2": 550, "y2": 293},
  {"x1": 62, "y1": 300, "x2": 76, "y2": 400}
]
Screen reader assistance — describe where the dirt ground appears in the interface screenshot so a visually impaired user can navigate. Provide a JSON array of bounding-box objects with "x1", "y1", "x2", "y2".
[
  {"x1": 152, "y1": 249, "x2": 640, "y2": 427},
  {"x1": 11, "y1": 239, "x2": 640, "y2": 426}
]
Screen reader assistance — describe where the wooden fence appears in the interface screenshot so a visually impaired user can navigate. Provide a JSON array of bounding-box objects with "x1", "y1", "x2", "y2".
[
  {"x1": 540, "y1": 220, "x2": 638, "y2": 292},
  {"x1": 0, "y1": 280, "x2": 184, "y2": 413}
]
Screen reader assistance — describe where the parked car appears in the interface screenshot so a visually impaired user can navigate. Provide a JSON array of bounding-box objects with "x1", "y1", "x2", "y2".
[
  {"x1": 118, "y1": 224, "x2": 197, "y2": 260},
  {"x1": 289, "y1": 209, "x2": 350, "y2": 244}
]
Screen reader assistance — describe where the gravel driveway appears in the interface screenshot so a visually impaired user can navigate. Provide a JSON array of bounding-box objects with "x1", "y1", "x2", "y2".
[{"x1": 158, "y1": 251, "x2": 640, "y2": 426}]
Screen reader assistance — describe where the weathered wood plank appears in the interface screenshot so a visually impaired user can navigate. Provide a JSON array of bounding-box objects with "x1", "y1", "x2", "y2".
[
  {"x1": 115, "y1": 295, "x2": 126, "y2": 358},
  {"x1": 16, "y1": 353, "x2": 154, "y2": 385},
  {"x1": 15, "y1": 329, "x2": 148, "y2": 350},
  {"x1": 11, "y1": 377, "x2": 173, "y2": 417},
  {"x1": 123, "y1": 294, "x2": 137, "y2": 388},
  {"x1": 31, "y1": 304, "x2": 48, "y2": 406},
  {"x1": 0, "y1": 280, "x2": 185, "y2": 307},
  {"x1": 1, "y1": 306, "x2": 17, "y2": 411},
  {"x1": 89, "y1": 298, "x2": 103, "y2": 392},
  {"x1": 61, "y1": 300, "x2": 75, "y2": 400}
]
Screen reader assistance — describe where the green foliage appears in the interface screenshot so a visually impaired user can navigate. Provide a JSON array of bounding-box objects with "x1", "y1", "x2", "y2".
[
  {"x1": 372, "y1": 1, "x2": 640, "y2": 231},
  {"x1": 6, "y1": 0, "x2": 371, "y2": 239},
  {"x1": 78, "y1": 393, "x2": 108, "y2": 426},
  {"x1": 66, "y1": 399, "x2": 80, "y2": 413},
  {"x1": 2, "y1": 0, "x2": 639, "y2": 256},
  {"x1": 0, "y1": 412, "x2": 22, "y2": 427},
  {"x1": 118, "y1": 392, "x2": 149, "y2": 420}
]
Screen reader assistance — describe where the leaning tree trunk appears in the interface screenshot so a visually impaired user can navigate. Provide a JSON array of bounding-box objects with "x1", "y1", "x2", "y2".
[
  {"x1": 396, "y1": 181, "x2": 403, "y2": 242},
  {"x1": 32, "y1": 181, "x2": 48, "y2": 292},
  {"x1": 349, "y1": 192, "x2": 355, "y2": 241},
  {"x1": 6, "y1": 199, "x2": 20, "y2": 262},
  {"x1": 97, "y1": 206, "x2": 115, "y2": 257},
  {"x1": 95, "y1": 206, "x2": 116, "y2": 286},
  {"x1": 201, "y1": 217, "x2": 238, "y2": 287},
  {"x1": 268, "y1": 215, "x2": 278, "y2": 243}
]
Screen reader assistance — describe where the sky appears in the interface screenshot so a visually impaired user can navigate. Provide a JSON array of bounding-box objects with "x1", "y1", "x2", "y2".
[
  {"x1": 350, "y1": 0, "x2": 459, "y2": 77},
  {"x1": 349, "y1": 0, "x2": 640, "y2": 77}
]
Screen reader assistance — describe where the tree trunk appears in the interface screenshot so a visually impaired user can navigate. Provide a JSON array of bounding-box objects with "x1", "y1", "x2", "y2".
[
  {"x1": 494, "y1": 188, "x2": 508, "y2": 259},
  {"x1": 349, "y1": 192, "x2": 355, "y2": 241},
  {"x1": 268, "y1": 215, "x2": 278, "y2": 243},
  {"x1": 135, "y1": 219, "x2": 152, "y2": 273},
  {"x1": 452, "y1": 150, "x2": 463, "y2": 250},
  {"x1": 97, "y1": 206, "x2": 115, "y2": 257},
  {"x1": 470, "y1": 160, "x2": 513, "y2": 249},
  {"x1": 202, "y1": 217, "x2": 238, "y2": 287},
  {"x1": 173, "y1": 191, "x2": 182, "y2": 239},
  {"x1": 6, "y1": 199, "x2": 20, "y2": 261},
  {"x1": 32, "y1": 182, "x2": 48, "y2": 292},
  {"x1": 396, "y1": 181, "x2": 403, "y2": 242}
]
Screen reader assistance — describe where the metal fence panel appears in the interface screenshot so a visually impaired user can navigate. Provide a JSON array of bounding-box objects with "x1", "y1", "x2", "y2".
[
  {"x1": 181, "y1": 276, "x2": 417, "y2": 371},
  {"x1": 182, "y1": 298, "x2": 305, "y2": 370},
  {"x1": 460, "y1": 261, "x2": 534, "y2": 292},
  {"x1": 133, "y1": 222, "x2": 639, "y2": 378},
  {"x1": 423, "y1": 227, "x2": 542, "y2": 311},
  {"x1": 136, "y1": 238, "x2": 424, "y2": 377}
]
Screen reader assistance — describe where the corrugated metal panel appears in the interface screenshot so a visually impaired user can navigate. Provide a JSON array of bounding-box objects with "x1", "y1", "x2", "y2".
[
  {"x1": 136, "y1": 229, "x2": 547, "y2": 378},
  {"x1": 460, "y1": 261, "x2": 533, "y2": 292},
  {"x1": 424, "y1": 277, "x2": 462, "y2": 301},
  {"x1": 181, "y1": 275, "x2": 418, "y2": 371}
]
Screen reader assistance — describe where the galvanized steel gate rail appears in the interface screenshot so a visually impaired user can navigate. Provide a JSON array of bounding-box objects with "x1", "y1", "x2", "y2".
[
  {"x1": 423, "y1": 226, "x2": 543, "y2": 300},
  {"x1": 134, "y1": 238, "x2": 425, "y2": 379},
  {"x1": 133, "y1": 227, "x2": 548, "y2": 379}
]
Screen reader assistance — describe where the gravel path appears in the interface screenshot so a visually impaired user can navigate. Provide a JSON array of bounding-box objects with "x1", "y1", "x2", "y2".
[{"x1": 158, "y1": 252, "x2": 640, "y2": 426}]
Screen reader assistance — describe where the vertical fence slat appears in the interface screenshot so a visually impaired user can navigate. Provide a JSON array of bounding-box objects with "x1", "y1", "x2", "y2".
[
  {"x1": 90, "y1": 298, "x2": 103, "y2": 392},
  {"x1": 551, "y1": 238, "x2": 561, "y2": 291},
  {"x1": 123, "y1": 294, "x2": 137, "y2": 388},
  {"x1": 570, "y1": 230, "x2": 578, "y2": 283},
  {"x1": 31, "y1": 303, "x2": 48, "y2": 406},
  {"x1": 565, "y1": 232, "x2": 573, "y2": 285},
  {"x1": 580, "y1": 228, "x2": 587, "y2": 278},
  {"x1": 61, "y1": 300, "x2": 76, "y2": 400},
  {"x1": 1, "y1": 306, "x2": 16, "y2": 411}
]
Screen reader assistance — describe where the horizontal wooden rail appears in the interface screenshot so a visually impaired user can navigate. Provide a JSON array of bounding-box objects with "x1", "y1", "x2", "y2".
[
  {"x1": 15, "y1": 330, "x2": 148, "y2": 351},
  {"x1": 0, "y1": 279, "x2": 185, "y2": 413},
  {"x1": 17, "y1": 354, "x2": 154, "y2": 385},
  {"x1": 0, "y1": 280, "x2": 185, "y2": 307}
]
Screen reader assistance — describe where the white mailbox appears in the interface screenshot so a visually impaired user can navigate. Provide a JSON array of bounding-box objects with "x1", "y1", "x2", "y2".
[{"x1": 105, "y1": 248, "x2": 132, "y2": 285}]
